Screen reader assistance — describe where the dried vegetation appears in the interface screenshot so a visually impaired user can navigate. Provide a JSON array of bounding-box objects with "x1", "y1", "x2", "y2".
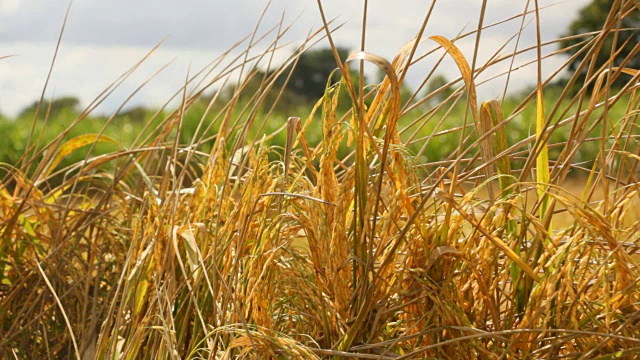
[{"x1": 1, "y1": 0, "x2": 640, "y2": 358}]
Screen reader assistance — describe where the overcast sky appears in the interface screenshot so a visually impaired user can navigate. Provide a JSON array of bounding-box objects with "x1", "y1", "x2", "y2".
[{"x1": 0, "y1": 0, "x2": 590, "y2": 117}]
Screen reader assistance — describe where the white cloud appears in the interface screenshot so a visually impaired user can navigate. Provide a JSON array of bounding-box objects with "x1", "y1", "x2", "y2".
[
  {"x1": 0, "y1": 42, "x2": 240, "y2": 116},
  {"x1": 0, "y1": 0, "x2": 22, "y2": 14}
]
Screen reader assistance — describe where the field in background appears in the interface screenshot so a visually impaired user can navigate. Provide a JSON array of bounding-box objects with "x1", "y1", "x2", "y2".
[
  {"x1": 1, "y1": 1, "x2": 640, "y2": 359},
  {"x1": 1, "y1": 89, "x2": 631, "y2": 186}
]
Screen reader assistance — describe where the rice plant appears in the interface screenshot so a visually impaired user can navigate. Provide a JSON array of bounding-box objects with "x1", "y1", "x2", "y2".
[{"x1": 1, "y1": 0, "x2": 639, "y2": 359}]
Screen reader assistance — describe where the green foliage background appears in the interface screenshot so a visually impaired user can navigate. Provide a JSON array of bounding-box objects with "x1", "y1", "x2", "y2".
[{"x1": 0, "y1": 86, "x2": 626, "y2": 183}]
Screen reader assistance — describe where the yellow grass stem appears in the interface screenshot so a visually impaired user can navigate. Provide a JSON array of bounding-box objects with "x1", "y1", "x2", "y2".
[
  {"x1": 535, "y1": 90, "x2": 550, "y2": 227},
  {"x1": 533, "y1": 0, "x2": 551, "y2": 235}
]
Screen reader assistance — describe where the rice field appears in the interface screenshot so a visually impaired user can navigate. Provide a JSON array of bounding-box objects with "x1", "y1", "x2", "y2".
[{"x1": 1, "y1": 1, "x2": 640, "y2": 359}]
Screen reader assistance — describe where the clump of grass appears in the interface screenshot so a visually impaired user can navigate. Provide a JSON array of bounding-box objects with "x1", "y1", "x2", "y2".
[{"x1": 1, "y1": 1, "x2": 640, "y2": 359}]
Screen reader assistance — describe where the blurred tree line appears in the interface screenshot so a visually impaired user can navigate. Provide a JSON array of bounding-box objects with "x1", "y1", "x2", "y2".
[
  {"x1": 559, "y1": 0, "x2": 640, "y2": 90},
  {"x1": 211, "y1": 47, "x2": 414, "y2": 112}
]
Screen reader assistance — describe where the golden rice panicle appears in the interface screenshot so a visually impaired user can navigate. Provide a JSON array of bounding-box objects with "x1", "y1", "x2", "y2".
[
  {"x1": 193, "y1": 137, "x2": 228, "y2": 217},
  {"x1": 329, "y1": 170, "x2": 354, "y2": 322},
  {"x1": 316, "y1": 82, "x2": 343, "y2": 207}
]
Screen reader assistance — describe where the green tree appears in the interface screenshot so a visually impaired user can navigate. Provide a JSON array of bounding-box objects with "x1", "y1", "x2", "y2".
[
  {"x1": 285, "y1": 47, "x2": 351, "y2": 101},
  {"x1": 18, "y1": 96, "x2": 80, "y2": 119},
  {"x1": 119, "y1": 105, "x2": 150, "y2": 123},
  {"x1": 425, "y1": 74, "x2": 455, "y2": 105},
  {"x1": 559, "y1": 0, "x2": 640, "y2": 88},
  {"x1": 219, "y1": 47, "x2": 365, "y2": 111}
]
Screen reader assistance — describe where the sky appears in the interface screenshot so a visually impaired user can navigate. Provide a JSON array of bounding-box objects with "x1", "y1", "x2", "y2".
[{"x1": 0, "y1": 0, "x2": 591, "y2": 118}]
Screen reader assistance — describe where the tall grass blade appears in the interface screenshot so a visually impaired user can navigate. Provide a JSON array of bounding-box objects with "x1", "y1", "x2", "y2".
[
  {"x1": 533, "y1": 0, "x2": 551, "y2": 233},
  {"x1": 36, "y1": 134, "x2": 118, "y2": 185}
]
